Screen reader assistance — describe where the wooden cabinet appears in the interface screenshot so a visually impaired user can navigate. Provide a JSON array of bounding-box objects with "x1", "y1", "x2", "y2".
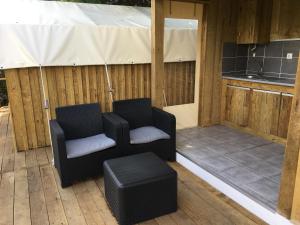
[
  {"x1": 236, "y1": 0, "x2": 272, "y2": 44},
  {"x1": 271, "y1": 0, "x2": 300, "y2": 40},
  {"x1": 248, "y1": 89, "x2": 281, "y2": 136},
  {"x1": 278, "y1": 93, "x2": 293, "y2": 138},
  {"x1": 222, "y1": 79, "x2": 294, "y2": 142},
  {"x1": 225, "y1": 85, "x2": 250, "y2": 127}
]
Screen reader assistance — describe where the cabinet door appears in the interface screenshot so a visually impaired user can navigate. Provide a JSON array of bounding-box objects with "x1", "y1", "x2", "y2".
[
  {"x1": 237, "y1": 0, "x2": 258, "y2": 44},
  {"x1": 271, "y1": 0, "x2": 300, "y2": 40},
  {"x1": 249, "y1": 89, "x2": 281, "y2": 136},
  {"x1": 278, "y1": 93, "x2": 293, "y2": 138},
  {"x1": 225, "y1": 85, "x2": 251, "y2": 126},
  {"x1": 237, "y1": 0, "x2": 272, "y2": 44}
]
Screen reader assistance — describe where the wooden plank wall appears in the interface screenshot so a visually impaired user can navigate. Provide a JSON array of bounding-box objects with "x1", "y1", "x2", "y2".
[
  {"x1": 198, "y1": 0, "x2": 238, "y2": 126},
  {"x1": 165, "y1": 61, "x2": 195, "y2": 106},
  {"x1": 5, "y1": 62, "x2": 195, "y2": 151}
]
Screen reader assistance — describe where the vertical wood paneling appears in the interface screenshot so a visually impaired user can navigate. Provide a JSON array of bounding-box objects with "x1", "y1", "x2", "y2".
[
  {"x1": 64, "y1": 67, "x2": 75, "y2": 106},
  {"x1": 225, "y1": 86, "x2": 250, "y2": 127},
  {"x1": 28, "y1": 68, "x2": 46, "y2": 147},
  {"x1": 164, "y1": 61, "x2": 195, "y2": 106},
  {"x1": 45, "y1": 68, "x2": 58, "y2": 119},
  {"x1": 19, "y1": 69, "x2": 37, "y2": 149},
  {"x1": 73, "y1": 67, "x2": 84, "y2": 105},
  {"x1": 55, "y1": 67, "x2": 67, "y2": 107},
  {"x1": 278, "y1": 95, "x2": 293, "y2": 138},
  {"x1": 5, "y1": 69, "x2": 29, "y2": 150},
  {"x1": 5, "y1": 62, "x2": 194, "y2": 151}
]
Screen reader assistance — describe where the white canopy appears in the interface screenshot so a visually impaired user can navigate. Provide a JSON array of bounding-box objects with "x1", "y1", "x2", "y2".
[{"x1": 0, "y1": 0, "x2": 197, "y2": 69}]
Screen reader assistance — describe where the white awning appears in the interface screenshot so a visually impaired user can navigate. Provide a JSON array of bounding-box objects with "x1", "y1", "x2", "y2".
[{"x1": 0, "y1": 0, "x2": 197, "y2": 69}]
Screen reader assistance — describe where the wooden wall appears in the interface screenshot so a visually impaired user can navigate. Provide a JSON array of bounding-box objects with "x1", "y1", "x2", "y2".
[
  {"x1": 5, "y1": 61, "x2": 195, "y2": 151},
  {"x1": 198, "y1": 0, "x2": 238, "y2": 126}
]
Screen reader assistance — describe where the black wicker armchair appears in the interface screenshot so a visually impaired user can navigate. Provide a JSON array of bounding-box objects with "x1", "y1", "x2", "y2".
[
  {"x1": 112, "y1": 98, "x2": 176, "y2": 161},
  {"x1": 50, "y1": 103, "x2": 122, "y2": 188}
]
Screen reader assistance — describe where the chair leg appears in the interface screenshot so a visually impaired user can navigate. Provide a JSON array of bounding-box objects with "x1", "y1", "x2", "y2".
[{"x1": 61, "y1": 179, "x2": 72, "y2": 188}]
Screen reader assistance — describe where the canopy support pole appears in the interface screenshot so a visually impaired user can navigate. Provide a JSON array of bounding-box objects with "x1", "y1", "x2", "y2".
[
  {"x1": 104, "y1": 64, "x2": 114, "y2": 110},
  {"x1": 151, "y1": 0, "x2": 165, "y2": 108},
  {"x1": 39, "y1": 65, "x2": 53, "y2": 164}
]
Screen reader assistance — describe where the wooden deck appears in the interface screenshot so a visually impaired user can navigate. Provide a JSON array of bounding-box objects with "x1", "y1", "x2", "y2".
[{"x1": 0, "y1": 108, "x2": 266, "y2": 225}]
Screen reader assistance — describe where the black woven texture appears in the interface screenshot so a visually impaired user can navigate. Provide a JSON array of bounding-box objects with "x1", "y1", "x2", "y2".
[
  {"x1": 112, "y1": 98, "x2": 176, "y2": 161},
  {"x1": 56, "y1": 103, "x2": 103, "y2": 140},
  {"x1": 50, "y1": 104, "x2": 123, "y2": 188},
  {"x1": 104, "y1": 152, "x2": 177, "y2": 225},
  {"x1": 112, "y1": 98, "x2": 153, "y2": 129}
]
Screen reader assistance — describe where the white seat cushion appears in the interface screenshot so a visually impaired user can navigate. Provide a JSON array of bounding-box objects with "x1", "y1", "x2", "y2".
[
  {"x1": 130, "y1": 126, "x2": 170, "y2": 144},
  {"x1": 66, "y1": 134, "x2": 116, "y2": 159}
]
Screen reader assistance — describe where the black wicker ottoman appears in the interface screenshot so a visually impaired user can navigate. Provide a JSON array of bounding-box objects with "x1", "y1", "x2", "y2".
[{"x1": 103, "y1": 152, "x2": 177, "y2": 225}]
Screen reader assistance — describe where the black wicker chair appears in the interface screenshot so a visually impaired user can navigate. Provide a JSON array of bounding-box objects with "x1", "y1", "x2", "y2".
[
  {"x1": 112, "y1": 98, "x2": 176, "y2": 161},
  {"x1": 50, "y1": 103, "x2": 123, "y2": 188}
]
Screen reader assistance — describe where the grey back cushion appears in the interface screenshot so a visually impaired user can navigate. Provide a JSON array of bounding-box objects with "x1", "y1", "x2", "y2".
[{"x1": 56, "y1": 103, "x2": 103, "y2": 140}]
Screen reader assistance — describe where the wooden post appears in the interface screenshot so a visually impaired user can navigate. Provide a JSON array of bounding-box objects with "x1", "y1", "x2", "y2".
[
  {"x1": 151, "y1": 0, "x2": 165, "y2": 108},
  {"x1": 278, "y1": 54, "x2": 300, "y2": 220}
]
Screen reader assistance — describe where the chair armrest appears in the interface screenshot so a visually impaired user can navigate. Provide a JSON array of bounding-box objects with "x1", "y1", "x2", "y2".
[
  {"x1": 152, "y1": 107, "x2": 176, "y2": 137},
  {"x1": 103, "y1": 113, "x2": 124, "y2": 145},
  {"x1": 103, "y1": 112, "x2": 130, "y2": 145},
  {"x1": 50, "y1": 120, "x2": 67, "y2": 160}
]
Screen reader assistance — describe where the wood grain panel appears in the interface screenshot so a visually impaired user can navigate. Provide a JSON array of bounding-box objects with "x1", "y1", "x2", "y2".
[
  {"x1": 278, "y1": 94, "x2": 293, "y2": 138},
  {"x1": 225, "y1": 86, "x2": 250, "y2": 127},
  {"x1": 198, "y1": 0, "x2": 238, "y2": 126},
  {"x1": 279, "y1": 56, "x2": 300, "y2": 220},
  {"x1": 19, "y1": 69, "x2": 37, "y2": 149},
  {"x1": 5, "y1": 69, "x2": 29, "y2": 150},
  {"x1": 248, "y1": 90, "x2": 281, "y2": 136},
  {"x1": 271, "y1": 0, "x2": 300, "y2": 40},
  {"x1": 5, "y1": 62, "x2": 194, "y2": 151}
]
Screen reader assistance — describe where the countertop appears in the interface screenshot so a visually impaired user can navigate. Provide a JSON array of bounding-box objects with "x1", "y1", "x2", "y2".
[{"x1": 222, "y1": 75, "x2": 295, "y2": 87}]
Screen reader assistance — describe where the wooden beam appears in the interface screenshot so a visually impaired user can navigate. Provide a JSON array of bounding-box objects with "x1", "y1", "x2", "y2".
[
  {"x1": 151, "y1": 0, "x2": 165, "y2": 108},
  {"x1": 290, "y1": 55, "x2": 300, "y2": 222},
  {"x1": 278, "y1": 54, "x2": 300, "y2": 219},
  {"x1": 164, "y1": 0, "x2": 203, "y2": 19}
]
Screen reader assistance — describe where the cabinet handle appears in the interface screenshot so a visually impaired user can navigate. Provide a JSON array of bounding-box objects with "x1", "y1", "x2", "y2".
[
  {"x1": 252, "y1": 89, "x2": 281, "y2": 95},
  {"x1": 282, "y1": 93, "x2": 294, "y2": 97},
  {"x1": 227, "y1": 85, "x2": 250, "y2": 90}
]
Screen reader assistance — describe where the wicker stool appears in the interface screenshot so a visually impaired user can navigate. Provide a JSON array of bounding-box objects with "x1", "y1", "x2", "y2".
[{"x1": 103, "y1": 152, "x2": 177, "y2": 225}]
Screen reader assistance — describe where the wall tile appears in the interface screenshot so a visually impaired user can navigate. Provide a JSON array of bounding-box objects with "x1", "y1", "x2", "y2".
[
  {"x1": 222, "y1": 58, "x2": 236, "y2": 73},
  {"x1": 232, "y1": 71, "x2": 247, "y2": 76},
  {"x1": 222, "y1": 40, "x2": 299, "y2": 80},
  {"x1": 282, "y1": 40, "x2": 300, "y2": 58},
  {"x1": 247, "y1": 57, "x2": 263, "y2": 73},
  {"x1": 265, "y1": 42, "x2": 283, "y2": 57},
  {"x1": 237, "y1": 45, "x2": 249, "y2": 57},
  {"x1": 235, "y1": 57, "x2": 248, "y2": 71},
  {"x1": 263, "y1": 58, "x2": 281, "y2": 73},
  {"x1": 248, "y1": 44, "x2": 265, "y2": 57},
  {"x1": 223, "y1": 42, "x2": 237, "y2": 57},
  {"x1": 281, "y1": 58, "x2": 298, "y2": 75},
  {"x1": 280, "y1": 73, "x2": 296, "y2": 79}
]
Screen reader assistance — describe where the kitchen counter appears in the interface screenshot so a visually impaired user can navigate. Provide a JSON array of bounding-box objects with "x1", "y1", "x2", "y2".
[{"x1": 223, "y1": 75, "x2": 295, "y2": 87}]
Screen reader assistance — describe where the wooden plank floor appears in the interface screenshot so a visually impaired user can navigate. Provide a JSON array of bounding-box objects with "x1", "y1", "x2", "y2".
[{"x1": 0, "y1": 108, "x2": 266, "y2": 225}]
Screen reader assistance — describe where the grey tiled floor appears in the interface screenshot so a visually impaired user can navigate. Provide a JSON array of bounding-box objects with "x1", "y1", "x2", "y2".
[{"x1": 176, "y1": 125, "x2": 284, "y2": 211}]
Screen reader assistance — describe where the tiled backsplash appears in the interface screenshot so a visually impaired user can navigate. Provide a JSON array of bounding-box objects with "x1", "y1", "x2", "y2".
[{"x1": 222, "y1": 40, "x2": 300, "y2": 80}]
